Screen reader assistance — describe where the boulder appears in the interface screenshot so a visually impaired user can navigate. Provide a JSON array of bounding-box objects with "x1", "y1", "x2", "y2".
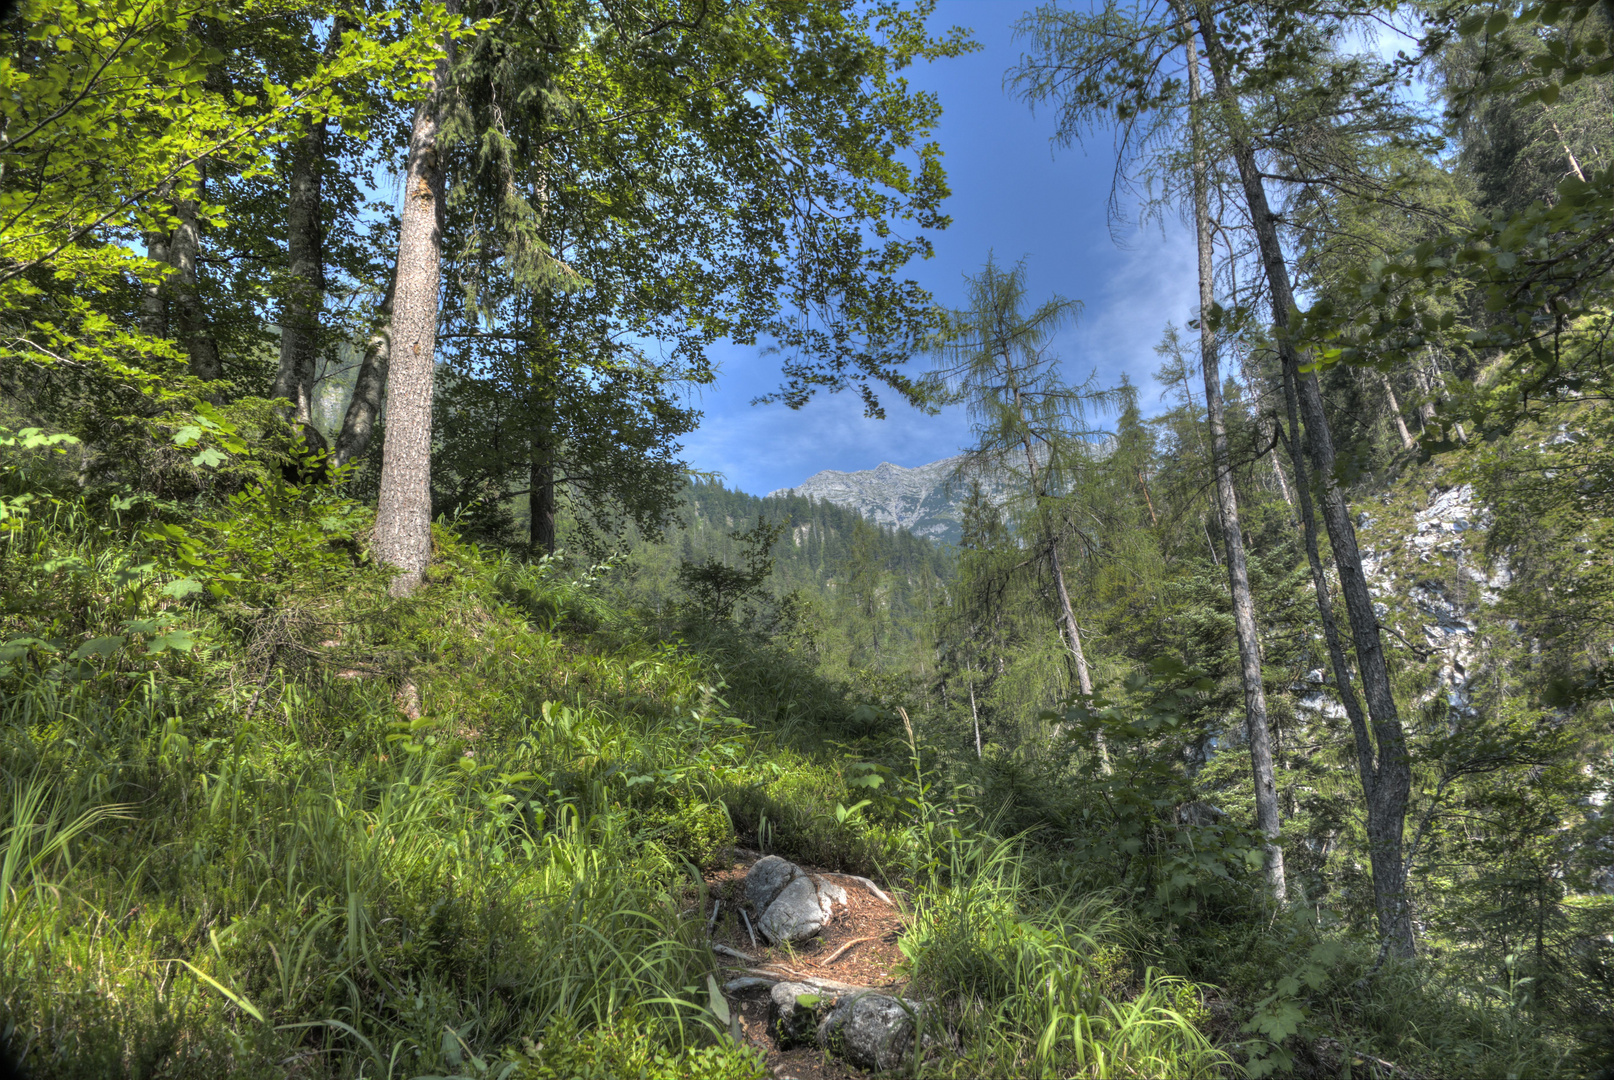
[
  {"x1": 767, "y1": 981, "x2": 832, "y2": 1049},
  {"x1": 744, "y1": 855, "x2": 799, "y2": 913},
  {"x1": 816, "y1": 993, "x2": 929, "y2": 1072},
  {"x1": 744, "y1": 856, "x2": 850, "y2": 944}
]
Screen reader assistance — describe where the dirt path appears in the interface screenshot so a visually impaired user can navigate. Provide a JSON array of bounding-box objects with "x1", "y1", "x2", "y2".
[{"x1": 695, "y1": 848, "x2": 912, "y2": 1079}]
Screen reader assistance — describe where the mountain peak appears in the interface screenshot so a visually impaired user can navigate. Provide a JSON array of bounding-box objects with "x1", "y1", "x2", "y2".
[{"x1": 770, "y1": 456, "x2": 972, "y2": 544}]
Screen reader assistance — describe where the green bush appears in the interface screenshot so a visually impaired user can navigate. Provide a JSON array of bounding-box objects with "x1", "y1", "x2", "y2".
[{"x1": 636, "y1": 798, "x2": 734, "y2": 871}]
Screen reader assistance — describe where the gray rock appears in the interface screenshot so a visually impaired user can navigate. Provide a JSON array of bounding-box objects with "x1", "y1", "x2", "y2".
[
  {"x1": 768, "y1": 456, "x2": 993, "y2": 545},
  {"x1": 816, "y1": 993, "x2": 929, "y2": 1071},
  {"x1": 745, "y1": 855, "x2": 799, "y2": 913},
  {"x1": 756, "y1": 873, "x2": 848, "y2": 943},
  {"x1": 768, "y1": 981, "x2": 833, "y2": 1049},
  {"x1": 722, "y1": 976, "x2": 776, "y2": 997},
  {"x1": 746, "y1": 856, "x2": 851, "y2": 944},
  {"x1": 1174, "y1": 801, "x2": 1224, "y2": 827}
]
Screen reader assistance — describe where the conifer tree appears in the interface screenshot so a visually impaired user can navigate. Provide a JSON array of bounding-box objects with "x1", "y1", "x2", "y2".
[
  {"x1": 926, "y1": 257, "x2": 1125, "y2": 762},
  {"x1": 1180, "y1": 13, "x2": 1286, "y2": 902}
]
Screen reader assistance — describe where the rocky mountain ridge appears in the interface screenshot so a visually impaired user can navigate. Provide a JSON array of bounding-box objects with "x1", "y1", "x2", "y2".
[{"x1": 770, "y1": 456, "x2": 987, "y2": 545}]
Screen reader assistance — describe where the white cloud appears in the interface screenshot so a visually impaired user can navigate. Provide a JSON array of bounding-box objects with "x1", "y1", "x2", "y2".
[{"x1": 1059, "y1": 218, "x2": 1201, "y2": 414}]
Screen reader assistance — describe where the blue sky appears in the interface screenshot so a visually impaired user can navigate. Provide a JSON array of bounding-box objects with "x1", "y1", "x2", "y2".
[{"x1": 680, "y1": 1, "x2": 1201, "y2": 497}]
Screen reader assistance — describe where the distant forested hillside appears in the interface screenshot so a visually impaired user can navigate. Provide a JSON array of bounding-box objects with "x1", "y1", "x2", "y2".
[{"x1": 588, "y1": 480, "x2": 952, "y2": 679}]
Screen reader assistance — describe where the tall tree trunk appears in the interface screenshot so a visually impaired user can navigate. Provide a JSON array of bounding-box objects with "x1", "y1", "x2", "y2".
[
  {"x1": 1235, "y1": 352, "x2": 1296, "y2": 508},
  {"x1": 1378, "y1": 372, "x2": 1415, "y2": 450},
  {"x1": 1138, "y1": 469, "x2": 1160, "y2": 525},
  {"x1": 1193, "y1": 0, "x2": 1414, "y2": 957},
  {"x1": 1266, "y1": 426, "x2": 1295, "y2": 507},
  {"x1": 1048, "y1": 540, "x2": 1091, "y2": 697},
  {"x1": 530, "y1": 430, "x2": 556, "y2": 553},
  {"x1": 1412, "y1": 350, "x2": 1440, "y2": 427},
  {"x1": 525, "y1": 290, "x2": 560, "y2": 555},
  {"x1": 1280, "y1": 367, "x2": 1374, "y2": 791},
  {"x1": 968, "y1": 668, "x2": 983, "y2": 760},
  {"x1": 1011, "y1": 392, "x2": 1107, "y2": 767},
  {"x1": 1182, "y1": 19, "x2": 1286, "y2": 903},
  {"x1": 333, "y1": 269, "x2": 396, "y2": 468},
  {"x1": 271, "y1": 22, "x2": 343, "y2": 430},
  {"x1": 373, "y1": 31, "x2": 454, "y2": 596},
  {"x1": 167, "y1": 185, "x2": 222, "y2": 383},
  {"x1": 272, "y1": 117, "x2": 325, "y2": 427},
  {"x1": 141, "y1": 226, "x2": 170, "y2": 341}
]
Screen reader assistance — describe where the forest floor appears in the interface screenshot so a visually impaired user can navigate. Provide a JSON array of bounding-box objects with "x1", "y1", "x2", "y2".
[{"x1": 695, "y1": 847, "x2": 911, "y2": 1079}]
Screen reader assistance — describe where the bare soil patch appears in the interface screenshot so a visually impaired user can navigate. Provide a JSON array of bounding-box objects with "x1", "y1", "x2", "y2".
[{"x1": 694, "y1": 847, "x2": 913, "y2": 1079}]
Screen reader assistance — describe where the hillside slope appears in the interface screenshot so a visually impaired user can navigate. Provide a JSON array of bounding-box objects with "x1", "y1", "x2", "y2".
[{"x1": 0, "y1": 480, "x2": 1229, "y2": 1078}]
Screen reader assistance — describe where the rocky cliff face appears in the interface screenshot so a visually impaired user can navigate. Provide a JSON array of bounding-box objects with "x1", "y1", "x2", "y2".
[
  {"x1": 1359, "y1": 482, "x2": 1512, "y2": 716},
  {"x1": 1357, "y1": 479, "x2": 1611, "y2": 894},
  {"x1": 770, "y1": 457, "x2": 978, "y2": 544}
]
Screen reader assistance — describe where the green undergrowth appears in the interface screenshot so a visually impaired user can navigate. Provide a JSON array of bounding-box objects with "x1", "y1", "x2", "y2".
[
  {"x1": 1, "y1": 468, "x2": 1573, "y2": 1079},
  {"x1": 0, "y1": 480, "x2": 1240, "y2": 1079}
]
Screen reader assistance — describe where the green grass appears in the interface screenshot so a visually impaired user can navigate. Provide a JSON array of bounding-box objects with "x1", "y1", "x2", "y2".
[{"x1": 0, "y1": 481, "x2": 1585, "y2": 1078}]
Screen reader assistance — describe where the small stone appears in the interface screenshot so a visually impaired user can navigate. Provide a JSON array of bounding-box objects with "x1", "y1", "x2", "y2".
[
  {"x1": 722, "y1": 976, "x2": 776, "y2": 996},
  {"x1": 768, "y1": 981, "x2": 831, "y2": 1049}
]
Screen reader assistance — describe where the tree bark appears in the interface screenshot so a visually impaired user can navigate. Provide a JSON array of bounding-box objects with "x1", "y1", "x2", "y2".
[
  {"x1": 1048, "y1": 540, "x2": 1091, "y2": 697},
  {"x1": 1235, "y1": 352, "x2": 1296, "y2": 508},
  {"x1": 272, "y1": 117, "x2": 325, "y2": 426},
  {"x1": 1280, "y1": 366, "x2": 1374, "y2": 794},
  {"x1": 968, "y1": 668, "x2": 983, "y2": 760},
  {"x1": 1182, "y1": 19, "x2": 1286, "y2": 903},
  {"x1": 525, "y1": 294, "x2": 560, "y2": 555},
  {"x1": 373, "y1": 30, "x2": 454, "y2": 596},
  {"x1": 1007, "y1": 373, "x2": 1107, "y2": 767},
  {"x1": 1378, "y1": 372, "x2": 1415, "y2": 450},
  {"x1": 1138, "y1": 469, "x2": 1159, "y2": 525},
  {"x1": 167, "y1": 185, "x2": 222, "y2": 383},
  {"x1": 1412, "y1": 350, "x2": 1439, "y2": 427},
  {"x1": 271, "y1": 22, "x2": 343, "y2": 429},
  {"x1": 333, "y1": 269, "x2": 396, "y2": 468},
  {"x1": 1193, "y1": 0, "x2": 1413, "y2": 956},
  {"x1": 530, "y1": 431, "x2": 556, "y2": 553},
  {"x1": 141, "y1": 226, "x2": 170, "y2": 341},
  {"x1": 1266, "y1": 424, "x2": 1295, "y2": 507}
]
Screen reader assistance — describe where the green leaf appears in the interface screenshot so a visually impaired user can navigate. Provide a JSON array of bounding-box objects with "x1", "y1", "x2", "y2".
[
  {"x1": 190, "y1": 447, "x2": 226, "y2": 468},
  {"x1": 161, "y1": 578, "x2": 204, "y2": 599},
  {"x1": 70, "y1": 636, "x2": 126, "y2": 659},
  {"x1": 146, "y1": 630, "x2": 197, "y2": 654},
  {"x1": 706, "y1": 974, "x2": 731, "y2": 1025},
  {"x1": 0, "y1": 636, "x2": 58, "y2": 661}
]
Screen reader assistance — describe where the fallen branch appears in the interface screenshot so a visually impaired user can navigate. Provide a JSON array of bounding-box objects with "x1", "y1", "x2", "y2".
[
  {"x1": 707, "y1": 898, "x2": 722, "y2": 932},
  {"x1": 737, "y1": 967, "x2": 895, "y2": 994},
  {"x1": 827, "y1": 873, "x2": 895, "y2": 906},
  {"x1": 712, "y1": 943, "x2": 755, "y2": 963},
  {"x1": 822, "y1": 936, "x2": 873, "y2": 966},
  {"x1": 739, "y1": 907, "x2": 759, "y2": 950}
]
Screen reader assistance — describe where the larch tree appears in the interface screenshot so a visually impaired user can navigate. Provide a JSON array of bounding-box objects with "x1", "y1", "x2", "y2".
[
  {"x1": 1176, "y1": 4, "x2": 1286, "y2": 902},
  {"x1": 1186, "y1": 0, "x2": 1414, "y2": 955},
  {"x1": 1012, "y1": 0, "x2": 1425, "y2": 951},
  {"x1": 925, "y1": 257, "x2": 1125, "y2": 764}
]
